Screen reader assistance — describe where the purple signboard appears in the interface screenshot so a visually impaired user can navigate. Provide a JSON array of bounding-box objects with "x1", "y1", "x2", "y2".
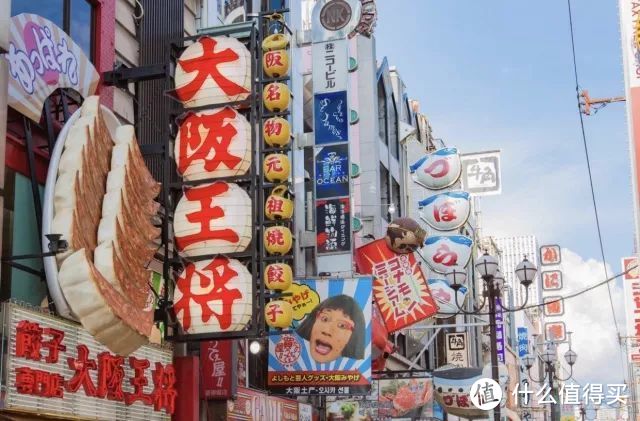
[{"x1": 495, "y1": 298, "x2": 505, "y2": 364}]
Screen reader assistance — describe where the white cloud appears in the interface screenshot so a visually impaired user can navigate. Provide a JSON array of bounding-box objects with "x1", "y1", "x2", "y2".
[{"x1": 552, "y1": 248, "x2": 626, "y2": 386}]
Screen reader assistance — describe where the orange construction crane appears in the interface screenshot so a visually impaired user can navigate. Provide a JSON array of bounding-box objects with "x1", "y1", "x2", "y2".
[{"x1": 580, "y1": 90, "x2": 625, "y2": 115}]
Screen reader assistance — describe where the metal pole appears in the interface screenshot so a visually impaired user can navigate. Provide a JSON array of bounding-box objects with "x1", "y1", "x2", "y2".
[
  {"x1": 548, "y1": 362, "x2": 560, "y2": 421},
  {"x1": 487, "y1": 278, "x2": 501, "y2": 421}
]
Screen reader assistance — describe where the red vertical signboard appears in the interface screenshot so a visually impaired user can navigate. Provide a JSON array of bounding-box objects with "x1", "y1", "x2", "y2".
[{"x1": 200, "y1": 340, "x2": 237, "y2": 399}]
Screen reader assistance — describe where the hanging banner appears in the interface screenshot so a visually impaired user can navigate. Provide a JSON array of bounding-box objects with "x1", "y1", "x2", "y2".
[
  {"x1": 495, "y1": 298, "x2": 505, "y2": 364},
  {"x1": 517, "y1": 327, "x2": 529, "y2": 358},
  {"x1": 268, "y1": 277, "x2": 373, "y2": 396},
  {"x1": 316, "y1": 197, "x2": 351, "y2": 254},
  {"x1": 420, "y1": 235, "x2": 473, "y2": 274},
  {"x1": 354, "y1": 239, "x2": 437, "y2": 332},
  {"x1": 314, "y1": 91, "x2": 349, "y2": 145},
  {"x1": 418, "y1": 191, "x2": 471, "y2": 231},
  {"x1": 427, "y1": 279, "x2": 468, "y2": 318},
  {"x1": 6, "y1": 13, "x2": 100, "y2": 122},
  {"x1": 623, "y1": 256, "x2": 640, "y2": 362},
  {"x1": 409, "y1": 148, "x2": 462, "y2": 190},
  {"x1": 200, "y1": 340, "x2": 237, "y2": 400},
  {"x1": 460, "y1": 150, "x2": 502, "y2": 196},
  {"x1": 315, "y1": 144, "x2": 350, "y2": 199}
]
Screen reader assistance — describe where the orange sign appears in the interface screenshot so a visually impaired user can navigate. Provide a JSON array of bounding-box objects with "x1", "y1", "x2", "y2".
[
  {"x1": 545, "y1": 322, "x2": 566, "y2": 342},
  {"x1": 540, "y1": 245, "x2": 561, "y2": 266},
  {"x1": 542, "y1": 270, "x2": 563, "y2": 291},
  {"x1": 543, "y1": 296, "x2": 564, "y2": 317}
]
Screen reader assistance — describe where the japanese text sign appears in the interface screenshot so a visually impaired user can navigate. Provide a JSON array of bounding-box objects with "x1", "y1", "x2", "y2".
[
  {"x1": 427, "y1": 278, "x2": 468, "y2": 318},
  {"x1": 622, "y1": 257, "x2": 640, "y2": 362},
  {"x1": 4, "y1": 303, "x2": 175, "y2": 420},
  {"x1": 517, "y1": 327, "x2": 529, "y2": 358},
  {"x1": 446, "y1": 333, "x2": 469, "y2": 368},
  {"x1": 7, "y1": 14, "x2": 100, "y2": 122},
  {"x1": 543, "y1": 296, "x2": 564, "y2": 317},
  {"x1": 316, "y1": 197, "x2": 351, "y2": 254},
  {"x1": 268, "y1": 277, "x2": 373, "y2": 396},
  {"x1": 420, "y1": 235, "x2": 473, "y2": 274},
  {"x1": 200, "y1": 340, "x2": 237, "y2": 400},
  {"x1": 410, "y1": 148, "x2": 462, "y2": 190},
  {"x1": 418, "y1": 191, "x2": 471, "y2": 232},
  {"x1": 226, "y1": 387, "x2": 299, "y2": 421},
  {"x1": 545, "y1": 321, "x2": 567, "y2": 343},
  {"x1": 314, "y1": 91, "x2": 349, "y2": 145},
  {"x1": 315, "y1": 144, "x2": 350, "y2": 199},
  {"x1": 495, "y1": 298, "x2": 506, "y2": 363},
  {"x1": 540, "y1": 245, "x2": 562, "y2": 266},
  {"x1": 542, "y1": 270, "x2": 563, "y2": 291},
  {"x1": 312, "y1": 39, "x2": 348, "y2": 93},
  {"x1": 354, "y1": 239, "x2": 437, "y2": 332},
  {"x1": 460, "y1": 151, "x2": 502, "y2": 196}
]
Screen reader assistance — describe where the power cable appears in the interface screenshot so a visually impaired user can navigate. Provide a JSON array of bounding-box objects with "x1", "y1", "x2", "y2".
[{"x1": 566, "y1": 0, "x2": 624, "y2": 356}]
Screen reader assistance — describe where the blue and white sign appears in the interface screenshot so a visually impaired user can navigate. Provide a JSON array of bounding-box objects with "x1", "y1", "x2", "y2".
[
  {"x1": 420, "y1": 235, "x2": 473, "y2": 274},
  {"x1": 315, "y1": 144, "x2": 349, "y2": 199},
  {"x1": 410, "y1": 148, "x2": 462, "y2": 190},
  {"x1": 517, "y1": 327, "x2": 529, "y2": 358},
  {"x1": 418, "y1": 191, "x2": 471, "y2": 232},
  {"x1": 314, "y1": 91, "x2": 349, "y2": 144},
  {"x1": 495, "y1": 298, "x2": 505, "y2": 364},
  {"x1": 428, "y1": 278, "x2": 468, "y2": 318}
]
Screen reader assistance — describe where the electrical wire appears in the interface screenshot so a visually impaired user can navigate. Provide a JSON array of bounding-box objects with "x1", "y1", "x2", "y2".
[{"x1": 566, "y1": 0, "x2": 624, "y2": 357}]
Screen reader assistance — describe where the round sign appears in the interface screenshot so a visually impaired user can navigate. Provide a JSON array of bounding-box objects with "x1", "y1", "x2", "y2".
[
  {"x1": 469, "y1": 378, "x2": 503, "y2": 411},
  {"x1": 320, "y1": 0, "x2": 352, "y2": 31}
]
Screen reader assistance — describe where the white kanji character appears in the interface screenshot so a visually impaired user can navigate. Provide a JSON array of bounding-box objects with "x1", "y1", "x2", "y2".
[
  {"x1": 537, "y1": 383, "x2": 557, "y2": 404},
  {"x1": 583, "y1": 383, "x2": 604, "y2": 405},
  {"x1": 513, "y1": 382, "x2": 533, "y2": 406},
  {"x1": 606, "y1": 384, "x2": 628, "y2": 406},
  {"x1": 561, "y1": 383, "x2": 580, "y2": 405}
]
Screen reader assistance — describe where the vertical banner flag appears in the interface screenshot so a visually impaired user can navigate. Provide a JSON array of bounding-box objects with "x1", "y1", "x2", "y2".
[
  {"x1": 316, "y1": 198, "x2": 351, "y2": 254},
  {"x1": 268, "y1": 277, "x2": 373, "y2": 396},
  {"x1": 495, "y1": 298, "x2": 505, "y2": 364},
  {"x1": 623, "y1": 257, "x2": 640, "y2": 362},
  {"x1": 445, "y1": 333, "x2": 469, "y2": 368},
  {"x1": 200, "y1": 340, "x2": 237, "y2": 399},
  {"x1": 517, "y1": 327, "x2": 528, "y2": 358},
  {"x1": 315, "y1": 144, "x2": 350, "y2": 199}
]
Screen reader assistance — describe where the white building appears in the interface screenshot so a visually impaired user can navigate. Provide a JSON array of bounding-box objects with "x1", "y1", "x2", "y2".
[{"x1": 494, "y1": 235, "x2": 542, "y2": 307}]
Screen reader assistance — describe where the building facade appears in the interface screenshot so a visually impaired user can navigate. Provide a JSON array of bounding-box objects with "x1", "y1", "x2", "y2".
[{"x1": 495, "y1": 235, "x2": 542, "y2": 307}]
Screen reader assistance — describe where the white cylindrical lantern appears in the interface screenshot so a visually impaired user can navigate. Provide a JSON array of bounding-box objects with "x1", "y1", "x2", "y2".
[
  {"x1": 174, "y1": 36, "x2": 252, "y2": 108},
  {"x1": 174, "y1": 182, "x2": 252, "y2": 257},
  {"x1": 175, "y1": 107, "x2": 252, "y2": 181},
  {"x1": 174, "y1": 256, "x2": 253, "y2": 334}
]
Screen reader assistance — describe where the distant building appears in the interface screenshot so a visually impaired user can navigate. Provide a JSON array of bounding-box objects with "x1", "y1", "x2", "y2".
[{"x1": 494, "y1": 235, "x2": 542, "y2": 306}]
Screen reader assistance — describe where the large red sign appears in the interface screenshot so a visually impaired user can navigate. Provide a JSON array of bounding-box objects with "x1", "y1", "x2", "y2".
[
  {"x1": 227, "y1": 387, "x2": 298, "y2": 421},
  {"x1": 200, "y1": 340, "x2": 236, "y2": 399},
  {"x1": 355, "y1": 239, "x2": 437, "y2": 332},
  {"x1": 13, "y1": 319, "x2": 176, "y2": 414}
]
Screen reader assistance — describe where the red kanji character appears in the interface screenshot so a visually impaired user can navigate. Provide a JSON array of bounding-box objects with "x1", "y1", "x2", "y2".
[
  {"x1": 548, "y1": 324, "x2": 564, "y2": 340},
  {"x1": 423, "y1": 158, "x2": 449, "y2": 178},
  {"x1": 125, "y1": 357, "x2": 153, "y2": 406},
  {"x1": 543, "y1": 247, "x2": 558, "y2": 264},
  {"x1": 301, "y1": 290, "x2": 309, "y2": 300},
  {"x1": 267, "y1": 265, "x2": 284, "y2": 283},
  {"x1": 66, "y1": 345, "x2": 97, "y2": 396},
  {"x1": 433, "y1": 200, "x2": 457, "y2": 222},
  {"x1": 42, "y1": 372, "x2": 64, "y2": 398},
  {"x1": 42, "y1": 327, "x2": 66, "y2": 364},
  {"x1": 545, "y1": 300, "x2": 561, "y2": 315},
  {"x1": 266, "y1": 229, "x2": 285, "y2": 246},
  {"x1": 267, "y1": 304, "x2": 284, "y2": 322},
  {"x1": 544, "y1": 272, "x2": 560, "y2": 288},
  {"x1": 433, "y1": 244, "x2": 458, "y2": 267},
  {"x1": 175, "y1": 37, "x2": 249, "y2": 101},
  {"x1": 178, "y1": 109, "x2": 242, "y2": 175},
  {"x1": 174, "y1": 256, "x2": 243, "y2": 330},
  {"x1": 96, "y1": 352, "x2": 125, "y2": 401},
  {"x1": 264, "y1": 119, "x2": 283, "y2": 136},
  {"x1": 265, "y1": 84, "x2": 281, "y2": 101},
  {"x1": 456, "y1": 394, "x2": 470, "y2": 408},
  {"x1": 16, "y1": 367, "x2": 36, "y2": 394},
  {"x1": 265, "y1": 155, "x2": 283, "y2": 172},
  {"x1": 266, "y1": 196, "x2": 285, "y2": 214},
  {"x1": 150, "y1": 363, "x2": 177, "y2": 414},
  {"x1": 16, "y1": 320, "x2": 43, "y2": 361},
  {"x1": 175, "y1": 182, "x2": 240, "y2": 250},
  {"x1": 265, "y1": 51, "x2": 284, "y2": 68},
  {"x1": 443, "y1": 394, "x2": 454, "y2": 406}
]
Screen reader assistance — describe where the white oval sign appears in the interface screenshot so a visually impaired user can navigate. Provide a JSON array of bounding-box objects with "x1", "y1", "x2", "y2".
[
  {"x1": 418, "y1": 191, "x2": 471, "y2": 231},
  {"x1": 410, "y1": 147, "x2": 462, "y2": 190},
  {"x1": 420, "y1": 235, "x2": 473, "y2": 274},
  {"x1": 428, "y1": 278, "x2": 468, "y2": 318}
]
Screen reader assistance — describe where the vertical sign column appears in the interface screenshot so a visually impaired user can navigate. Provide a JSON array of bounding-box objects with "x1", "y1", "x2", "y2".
[{"x1": 540, "y1": 245, "x2": 567, "y2": 343}]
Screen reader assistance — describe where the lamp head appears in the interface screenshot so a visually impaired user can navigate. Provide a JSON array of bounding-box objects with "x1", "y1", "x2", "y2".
[
  {"x1": 515, "y1": 256, "x2": 538, "y2": 288},
  {"x1": 475, "y1": 251, "x2": 499, "y2": 279}
]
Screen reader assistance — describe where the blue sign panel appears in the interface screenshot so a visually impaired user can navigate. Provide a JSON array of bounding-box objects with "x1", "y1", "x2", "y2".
[
  {"x1": 495, "y1": 298, "x2": 505, "y2": 364},
  {"x1": 518, "y1": 327, "x2": 529, "y2": 358},
  {"x1": 314, "y1": 91, "x2": 349, "y2": 144},
  {"x1": 315, "y1": 144, "x2": 349, "y2": 199}
]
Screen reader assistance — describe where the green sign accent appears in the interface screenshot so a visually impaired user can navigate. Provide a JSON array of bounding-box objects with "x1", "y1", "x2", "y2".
[
  {"x1": 352, "y1": 217, "x2": 363, "y2": 233},
  {"x1": 348, "y1": 57, "x2": 358, "y2": 72},
  {"x1": 351, "y1": 163, "x2": 361, "y2": 178},
  {"x1": 350, "y1": 109, "x2": 359, "y2": 124}
]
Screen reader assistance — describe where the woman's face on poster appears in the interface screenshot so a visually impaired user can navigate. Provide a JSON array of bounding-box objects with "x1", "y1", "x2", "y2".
[{"x1": 309, "y1": 309, "x2": 354, "y2": 363}]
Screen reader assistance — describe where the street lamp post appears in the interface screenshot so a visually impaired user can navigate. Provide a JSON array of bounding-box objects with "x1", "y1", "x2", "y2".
[
  {"x1": 523, "y1": 333, "x2": 578, "y2": 421},
  {"x1": 447, "y1": 252, "x2": 538, "y2": 421}
]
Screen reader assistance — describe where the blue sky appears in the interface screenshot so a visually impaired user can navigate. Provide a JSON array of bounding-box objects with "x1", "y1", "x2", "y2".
[{"x1": 374, "y1": 1, "x2": 634, "y2": 386}]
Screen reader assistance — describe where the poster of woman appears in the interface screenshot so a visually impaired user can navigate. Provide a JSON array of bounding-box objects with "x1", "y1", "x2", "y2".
[{"x1": 268, "y1": 277, "x2": 373, "y2": 396}]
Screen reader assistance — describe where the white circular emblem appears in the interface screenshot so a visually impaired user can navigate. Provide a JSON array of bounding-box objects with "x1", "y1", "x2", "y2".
[{"x1": 469, "y1": 378, "x2": 503, "y2": 410}]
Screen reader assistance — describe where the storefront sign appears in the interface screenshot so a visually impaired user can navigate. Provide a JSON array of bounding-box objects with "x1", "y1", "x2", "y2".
[
  {"x1": 378, "y1": 378, "x2": 434, "y2": 418},
  {"x1": 427, "y1": 279, "x2": 468, "y2": 318},
  {"x1": 200, "y1": 340, "x2": 237, "y2": 399},
  {"x1": 545, "y1": 321, "x2": 567, "y2": 343},
  {"x1": 517, "y1": 327, "x2": 529, "y2": 358},
  {"x1": 495, "y1": 298, "x2": 506, "y2": 364},
  {"x1": 316, "y1": 197, "x2": 351, "y2": 254},
  {"x1": 460, "y1": 150, "x2": 502, "y2": 196},
  {"x1": 315, "y1": 144, "x2": 350, "y2": 198},
  {"x1": 268, "y1": 277, "x2": 373, "y2": 396},
  {"x1": 542, "y1": 270, "x2": 563, "y2": 291},
  {"x1": 623, "y1": 256, "x2": 640, "y2": 362},
  {"x1": 543, "y1": 296, "x2": 564, "y2": 317},
  {"x1": 314, "y1": 91, "x2": 349, "y2": 144},
  {"x1": 420, "y1": 235, "x2": 473, "y2": 274},
  {"x1": 433, "y1": 367, "x2": 486, "y2": 419},
  {"x1": 7, "y1": 13, "x2": 100, "y2": 122},
  {"x1": 418, "y1": 191, "x2": 471, "y2": 231},
  {"x1": 354, "y1": 239, "x2": 437, "y2": 332},
  {"x1": 446, "y1": 333, "x2": 469, "y2": 368},
  {"x1": 3, "y1": 303, "x2": 174, "y2": 420},
  {"x1": 312, "y1": 39, "x2": 348, "y2": 93},
  {"x1": 227, "y1": 387, "x2": 266, "y2": 420},
  {"x1": 410, "y1": 148, "x2": 462, "y2": 190},
  {"x1": 540, "y1": 245, "x2": 562, "y2": 265},
  {"x1": 319, "y1": 0, "x2": 352, "y2": 31}
]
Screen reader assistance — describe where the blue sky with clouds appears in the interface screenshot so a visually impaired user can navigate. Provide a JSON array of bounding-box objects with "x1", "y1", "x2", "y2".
[{"x1": 374, "y1": 1, "x2": 635, "y2": 385}]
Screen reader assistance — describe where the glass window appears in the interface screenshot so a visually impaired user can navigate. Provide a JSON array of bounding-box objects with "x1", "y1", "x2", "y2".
[
  {"x1": 11, "y1": 0, "x2": 94, "y2": 60},
  {"x1": 392, "y1": 178, "x2": 401, "y2": 218},
  {"x1": 390, "y1": 97, "x2": 399, "y2": 159},
  {"x1": 379, "y1": 164, "x2": 390, "y2": 222},
  {"x1": 377, "y1": 79, "x2": 388, "y2": 145}
]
